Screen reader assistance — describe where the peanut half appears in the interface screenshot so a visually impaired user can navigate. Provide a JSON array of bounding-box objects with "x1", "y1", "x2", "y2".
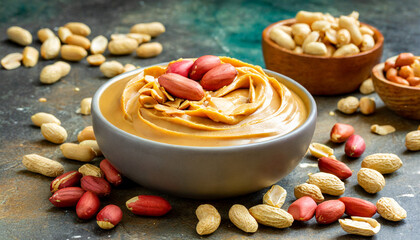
[
  {"x1": 79, "y1": 164, "x2": 103, "y2": 178},
  {"x1": 371, "y1": 124, "x2": 396, "y2": 136},
  {"x1": 58, "y1": 27, "x2": 72, "y2": 42},
  {"x1": 22, "y1": 154, "x2": 64, "y2": 177},
  {"x1": 22, "y1": 46, "x2": 39, "y2": 67},
  {"x1": 41, "y1": 123, "x2": 68, "y2": 144},
  {"x1": 87, "y1": 54, "x2": 106, "y2": 66},
  {"x1": 80, "y1": 98, "x2": 92, "y2": 115},
  {"x1": 1, "y1": 53, "x2": 23, "y2": 70},
  {"x1": 308, "y1": 142, "x2": 335, "y2": 159},
  {"x1": 229, "y1": 204, "x2": 258, "y2": 233},
  {"x1": 195, "y1": 204, "x2": 221, "y2": 235},
  {"x1": 262, "y1": 185, "x2": 287, "y2": 208},
  {"x1": 339, "y1": 216, "x2": 381, "y2": 236}
]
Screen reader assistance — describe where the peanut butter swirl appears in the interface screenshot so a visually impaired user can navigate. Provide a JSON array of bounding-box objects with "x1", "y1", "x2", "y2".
[{"x1": 101, "y1": 57, "x2": 307, "y2": 147}]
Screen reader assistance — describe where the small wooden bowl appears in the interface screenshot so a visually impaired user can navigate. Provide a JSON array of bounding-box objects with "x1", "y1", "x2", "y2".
[
  {"x1": 262, "y1": 19, "x2": 384, "y2": 95},
  {"x1": 372, "y1": 62, "x2": 420, "y2": 120}
]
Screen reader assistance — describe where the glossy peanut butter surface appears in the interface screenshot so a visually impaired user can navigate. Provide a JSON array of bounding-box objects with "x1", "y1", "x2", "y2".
[{"x1": 100, "y1": 57, "x2": 308, "y2": 146}]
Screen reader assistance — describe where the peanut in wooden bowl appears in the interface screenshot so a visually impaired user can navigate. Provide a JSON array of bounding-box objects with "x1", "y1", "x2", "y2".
[
  {"x1": 372, "y1": 62, "x2": 420, "y2": 120},
  {"x1": 262, "y1": 19, "x2": 384, "y2": 95}
]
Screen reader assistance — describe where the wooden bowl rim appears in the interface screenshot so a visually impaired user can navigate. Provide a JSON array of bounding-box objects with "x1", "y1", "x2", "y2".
[
  {"x1": 372, "y1": 61, "x2": 420, "y2": 91},
  {"x1": 262, "y1": 18, "x2": 384, "y2": 60}
]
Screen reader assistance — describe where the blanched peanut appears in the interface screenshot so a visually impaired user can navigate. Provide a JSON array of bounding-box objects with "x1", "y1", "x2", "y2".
[
  {"x1": 100, "y1": 61, "x2": 124, "y2": 78},
  {"x1": 1, "y1": 53, "x2": 22, "y2": 70},
  {"x1": 360, "y1": 26, "x2": 374, "y2": 36},
  {"x1": 337, "y1": 29, "x2": 351, "y2": 47},
  {"x1": 130, "y1": 22, "x2": 165, "y2": 37},
  {"x1": 277, "y1": 26, "x2": 292, "y2": 36},
  {"x1": 302, "y1": 31, "x2": 320, "y2": 49},
  {"x1": 123, "y1": 63, "x2": 137, "y2": 73},
  {"x1": 80, "y1": 140, "x2": 102, "y2": 156},
  {"x1": 87, "y1": 54, "x2": 106, "y2": 66},
  {"x1": 60, "y1": 143, "x2": 96, "y2": 162},
  {"x1": 361, "y1": 34, "x2": 375, "y2": 52},
  {"x1": 269, "y1": 28, "x2": 295, "y2": 50},
  {"x1": 303, "y1": 42, "x2": 327, "y2": 56},
  {"x1": 324, "y1": 29, "x2": 337, "y2": 45},
  {"x1": 125, "y1": 33, "x2": 152, "y2": 44},
  {"x1": 61, "y1": 45, "x2": 87, "y2": 61},
  {"x1": 136, "y1": 42, "x2": 163, "y2": 58},
  {"x1": 108, "y1": 38, "x2": 138, "y2": 55},
  {"x1": 80, "y1": 98, "x2": 92, "y2": 115},
  {"x1": 22, "y1": 46, "x2": 39, "y2": 67},
  {"x1": 333, "y1": 44, "x2": 360, "y2": 57},
  {"x1": 78, "y1": 126, "x2": 95, "y2": 142},
  {"x1": 339, "y1": 16, "x2": 363, "y2": 45},
  {"x1": 64, "y1": 22, "x2": 91, "y2": 36},
  {"x1": 291, "y1": 23, "x2": 311, "y2": 45},
  {"x1": 296, "y1": 11, "x2": 325, "y2": 25},
  {"x1": 348, "y1": 11, "x2": 360, "y2": 20},
  {"x1": 293, "y1": 46, "x2": 303, "y2": 54},
  {"x1": 40, "y1": 61, "x2": 71, "y2": 84},
  {"x1": 7, "y1": 26, "x2": 32, "y2": 46},
  {"x1": 31, "y1": 112, "x2": 61, "y2": 127},
  {"x1": 325, "y1": 44, "x2": 336, "y2": 57},
  {"x1": 64, "y1": 35, "x2": 91, "y2": 50},
  {"x1": 90, "y1": 35, "x2": 108, "y2": 54},
  {"x1": 311, "y1": 20, "x2": 331, "y2": 32},
  {"x1": 37, "y1": 28, "x2": 55, "y2": 42},
  {"x1": 58, "y1": 27, "x2": 72, "y2": 42},
  {"x1": 41, "y1": 36, "x2": 61, "y2": 60}
]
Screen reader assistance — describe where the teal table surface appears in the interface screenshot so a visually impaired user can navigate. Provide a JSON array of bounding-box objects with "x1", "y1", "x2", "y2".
[{"x1": 0, "y1": 0, "x2": 419, "y2": 239}]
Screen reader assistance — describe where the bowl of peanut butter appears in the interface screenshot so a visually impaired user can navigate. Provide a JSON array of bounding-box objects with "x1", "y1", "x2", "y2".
[{"x1": 92, "y1": 56, "x2": 316, "y2": 199}]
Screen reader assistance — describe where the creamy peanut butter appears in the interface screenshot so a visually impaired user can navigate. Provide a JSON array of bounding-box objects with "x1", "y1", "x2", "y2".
[{"x1": 100, "y1": 57, "x2": 308, "y2": 147}]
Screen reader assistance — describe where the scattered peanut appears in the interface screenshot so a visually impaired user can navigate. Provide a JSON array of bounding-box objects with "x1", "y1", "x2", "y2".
[
  {"x1": 337, "y1": 96, "x2": 359, "y2": 114},
  {"x1": 229, "y1": 204, "x2": 258, "y2": 233},
  {"x1": 90, "y1": 35, "x2": 108, "y2": 54},
  {"x1": 22, "y1": 46, "x2": 39, "y2": 67},
  {"x1": 78, "y1": 164, "x2": 103, "y2": 177},
  {"x1": 1, "y1": 53, "x2": 23, "y2": 70},
  {"x1": 376, "y1": 197, "x2": 407, "y2": 221},
  {"x1": 269, "y1": 27, "x2": 295, "y2": 50},
  {"x1": 40, "y1": 61, "x2": 71, "y2": 84},
  {"x1": 64, "y1": 35, "x2": 91, "y2": 50},
  {"x1": 100, "y1": 61, "x2": 124, "y2": 78},
  {"x1": 357, "y1": 168, "x2": 385, "y2": 194},
  {"x1": 87, "y1": 54, "x2": 106, "y2": 66},
  {"x1": 307, "y1": 172, "x2": 345, "y2": 196},
  {"x1": 359, "y1": 78, "x2": 375, "y2": 94},
  {"x1": 262, "y1": 185, "x2": 287, "y2": 208},
  {"x1": 60, "y1": 45, "x2": 88, "y2": 61},
  {"x1": 31, "y1": 112, "x2": 61, "y2": 127},
  {"x1": 130, "y1": 22, "x2": 166, "y2": 37},
  {"x1": 41, "y1": 36, "x2": 61, "y2": 59},
  {"x1": 80, "y1": 98, "x2": 92, "y2": 115},
  {"x1": 195, "y1": 204, "x2": 221, "y2": 235},
  {"x1": 78, "y1": 126, "x2": 95, "y2": 142},
  {"x1": 136, "y1": 42, "x2": 163, "y2": 58},
  {"x1": 22, "y1": 154, "x2": 64, "y2": 177},
  {"x1": 64, "y1": 22, "x2": 91, "y2": 36},
  {"x1": 370, "y1": 124, "x2": 395, "y2": 135},
  {"x1": 361, "y1": 153, "x2": 402, "y2": 174},
  {"x1": 308, "y1": 142, "x2": 335, "y2": 159},
  {"x1": 37, "y1": 28, "x2": 55, "y2": 42},
  {"x1": 7, "y1": 26, "x2": 32, "y2": 46},
  {"x1": 80, "y1": 140, "x2": 102, "y2": 156},
  {"x1": 41, "y1": 123, "x2": 68, "y2": 144},
  {"x1": 405, "y1": 130, "x2": 420, "y2": 151},
  {"x1": 359, "y1": 97, "x2": 375, "y2": 115},
  {"x1": 58, "y1": 27, "x2": 72, "y2": 42},
  {"x1": 60, "y1": 143, "x2": 96, "y2": 162},
  {"x1": 108, "y1": 38, "x2": 138, "y2": 55},
  {"x1": 339, "y1": 216, "x2": 380, "y2": 236},
  {"x1": 249, "y1": 204, "x2": 294, "y2": 228},
  {"x1": 294, "y1": 183, "x2": 324, "y2": 203}
]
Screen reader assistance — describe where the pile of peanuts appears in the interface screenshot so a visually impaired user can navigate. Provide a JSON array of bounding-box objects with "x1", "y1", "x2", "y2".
[
  {"x1": 1, "y1": 21, "x2": 165, "y2": 82},
  {"x1": 269, "y1": 11, "x2": 376, "y2": 57},
  {"x1": 383, "y1": 52, "x2": 420, "y2": 87}
]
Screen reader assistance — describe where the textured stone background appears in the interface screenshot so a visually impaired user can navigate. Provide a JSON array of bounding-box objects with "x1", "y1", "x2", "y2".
[{"x1": 0, "y1": 0, "x2": 419, "y2": 239}]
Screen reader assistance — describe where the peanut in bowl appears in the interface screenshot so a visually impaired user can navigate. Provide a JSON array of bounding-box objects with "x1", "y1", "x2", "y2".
[
  {"x1": 262, "y1": 11, "x2": 384, "y2": 95},
  {"x1": 91, "y1": 57, "x2": 317, "y2": 199}
]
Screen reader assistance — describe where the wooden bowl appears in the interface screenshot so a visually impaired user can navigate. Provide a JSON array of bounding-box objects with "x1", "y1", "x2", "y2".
[
  {"x1": 262, "y1": 19, "x2": 384, "y2": 95},
  {"x1": 372, "y1": 62, "x2": 420, "y2": 120}
]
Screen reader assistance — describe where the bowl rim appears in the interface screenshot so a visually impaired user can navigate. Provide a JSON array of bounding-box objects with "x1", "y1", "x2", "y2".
[
  {"x1": 372, "y1": 60, "x2": 420, "y2": 91},
  {"x1": 92, "y1": 62, "x2": 317, "y2": 151},
  {"x1": 262, "y1": 18, "x2": 384, "y2": 59}
]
